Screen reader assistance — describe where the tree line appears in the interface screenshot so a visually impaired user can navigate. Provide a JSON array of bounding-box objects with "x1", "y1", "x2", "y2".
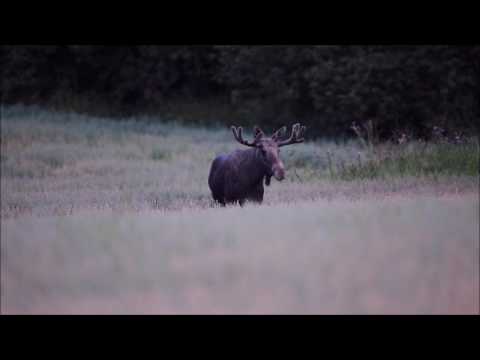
[{"x1": 1, "y1": 45, "x2": 478, "y2": 140}]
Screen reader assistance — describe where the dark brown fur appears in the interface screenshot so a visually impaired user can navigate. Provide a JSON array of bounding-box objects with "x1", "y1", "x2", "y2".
[{"x1": 208, "y1": 124, "x2": 306, "y2": 206}]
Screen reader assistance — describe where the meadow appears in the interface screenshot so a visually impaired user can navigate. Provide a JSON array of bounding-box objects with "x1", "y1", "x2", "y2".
[{"x1": 1, "y1": 106, "x2": 478, "y2": 314}]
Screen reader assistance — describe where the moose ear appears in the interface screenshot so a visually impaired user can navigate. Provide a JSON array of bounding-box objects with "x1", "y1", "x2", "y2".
[{"x1": 253, "y1": 126, "x2": 265, "y2": 140}]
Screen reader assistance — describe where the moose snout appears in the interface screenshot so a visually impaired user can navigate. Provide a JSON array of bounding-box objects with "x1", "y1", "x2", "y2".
[{"x1": 273, "y1": 164, "x2": 285, "y2": 181}]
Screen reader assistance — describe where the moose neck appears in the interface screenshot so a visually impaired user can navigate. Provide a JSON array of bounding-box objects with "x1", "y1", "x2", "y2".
[{"x1": 241, "y1": 148, "x2": 272, "y2": 184}]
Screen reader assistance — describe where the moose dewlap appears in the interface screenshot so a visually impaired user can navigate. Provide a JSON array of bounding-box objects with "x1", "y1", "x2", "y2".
[{"x1": 208, "y1": 123, "x2": 307, "y2": 206}]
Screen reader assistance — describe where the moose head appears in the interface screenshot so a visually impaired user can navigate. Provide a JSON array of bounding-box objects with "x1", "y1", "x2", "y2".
[{"x1": 230, "y1": 123, "x2": 307, "y2": 181}]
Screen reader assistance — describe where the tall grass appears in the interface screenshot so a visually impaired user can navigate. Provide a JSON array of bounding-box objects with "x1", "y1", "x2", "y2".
[
  {"x1": 2, "y1": 195, "x2": 478, "y2": 314},
  {"x1": 332, "y1": 140, "x2": 479, "y2": 180},
  {"x1": 332, "y1": 120, "x2": 479, "y2": 180}
]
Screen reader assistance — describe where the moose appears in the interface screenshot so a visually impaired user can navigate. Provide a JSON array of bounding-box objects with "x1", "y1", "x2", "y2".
[{"x1": 208, "y1": 123, "x2": 306, "y2": 206}]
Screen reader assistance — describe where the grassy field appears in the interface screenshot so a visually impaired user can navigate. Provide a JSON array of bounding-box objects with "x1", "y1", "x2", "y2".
[
  {"x1": 1, "y1": 106, "x2": 479, "y2": 314},
  {"x1": 2, "y1": 195, "x2": 478, "y2": 314},
  {"x1": 1, "y1": 106, "x2": 478, "y2": 218}
]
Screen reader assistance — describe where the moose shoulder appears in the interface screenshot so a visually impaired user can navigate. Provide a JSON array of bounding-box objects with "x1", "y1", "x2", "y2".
[{"x1": 208, "y1": 123, "x2": 306, "y2": 206}]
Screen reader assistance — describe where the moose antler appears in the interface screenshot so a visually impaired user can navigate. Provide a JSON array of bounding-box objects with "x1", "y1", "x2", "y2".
[
  {"x1": 271, "y1": 126, "x2": 287, "y2": 141},
  {"x1": 276, "y1": 123, "x2": 306, "y2": 147},
  {"x1": 231, "y1": 125, "x2": 264, "y2": 147}
]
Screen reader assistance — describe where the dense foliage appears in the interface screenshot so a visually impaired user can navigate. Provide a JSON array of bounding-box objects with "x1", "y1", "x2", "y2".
[{"x1": 1, "y1": 45, "x2": 478, "y2": 139}]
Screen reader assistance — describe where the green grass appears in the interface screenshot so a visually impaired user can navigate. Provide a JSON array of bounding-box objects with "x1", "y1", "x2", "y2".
[
  {"x1": 334, "y1": 140, "x2": 479, "y2": 181},
  {"x1": 150, "y1": 148, "x2": 173, "y2": 161}
]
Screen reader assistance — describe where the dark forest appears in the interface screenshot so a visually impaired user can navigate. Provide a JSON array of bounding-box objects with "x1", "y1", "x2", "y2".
[{"x1": 1, "y1": 45, "x2": 478, "y2": 140}]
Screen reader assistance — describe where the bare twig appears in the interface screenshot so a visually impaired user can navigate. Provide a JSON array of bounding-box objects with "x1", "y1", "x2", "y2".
[
  {"x1": 326, "y1": 150, "x2": 334, "y2": 177},
  {"x1": 294, "y1": 168, "x2": 303, "y2": 183}
]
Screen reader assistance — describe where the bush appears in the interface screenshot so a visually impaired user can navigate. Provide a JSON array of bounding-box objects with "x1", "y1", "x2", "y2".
[{"x1": 335, "y1": 139, "x2": 479, "y2": 180}]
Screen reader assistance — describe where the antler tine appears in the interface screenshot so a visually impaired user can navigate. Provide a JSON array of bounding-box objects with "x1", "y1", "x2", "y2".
[
  {"x1": 272, "y1": 125, "x2": 287, "y2": 141},
  {"x1": 231, "y1": 126, "x2": 243, "y2": 144},
  {"x1": 231, "y1": 125, "x2": 257, "y2": 147},
  {"x1": 298, "y1": 125, "x2": 307, "y2": 139},
  {"x1": 277, "y1": 123, "x2": 307, "y2": 147},
  {"x1": 231, "y1": 125, "x2": 238, "y2": 138}
]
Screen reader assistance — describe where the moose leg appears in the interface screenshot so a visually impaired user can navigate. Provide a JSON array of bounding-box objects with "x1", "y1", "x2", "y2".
[
  {"x1": 265, "y1": 175, "x2": 272, "y2": 186},
  {"x1": 211, "y1": 192, "x2": 226, "y2": 206},
  {"x1": 247, "y1": 182, "x2": 264, "y2": 204}
]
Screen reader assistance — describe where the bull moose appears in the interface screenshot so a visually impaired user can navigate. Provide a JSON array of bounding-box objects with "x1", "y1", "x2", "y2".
[{"x1": 208, "y1": 123, "x2": 306, "y2": 206}]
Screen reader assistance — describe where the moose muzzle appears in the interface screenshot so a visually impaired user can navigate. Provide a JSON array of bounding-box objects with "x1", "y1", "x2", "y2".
[{"x1": 273, "y1": 163, "x2": 285, "y2": 181}]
